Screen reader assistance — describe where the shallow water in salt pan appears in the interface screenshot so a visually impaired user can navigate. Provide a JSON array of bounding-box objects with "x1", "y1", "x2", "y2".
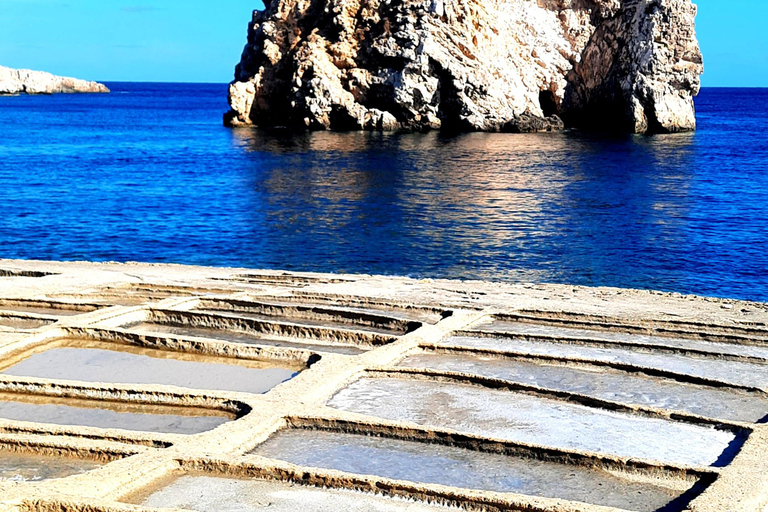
[
  {"x1": 0, "y1": 340, "x2": 300, "y2": 394},
  {"x1": 328, "y1": 377, "x2": 737, "y2": 466},
  {"x1": 439, "y1": 336, "x2": 768, "y2": 389},
  {"x1": 0, "y1": 316, "x2": 52, "y2": 330},
  {"x1": 134, "y1": 475, "x2": 460, "y2": 512},
  {"x1": 0, "y1": 451, "x2": 103, "y2": 482},
  {"x1": 0, "y1": 394, "x2": 231, "y2": 434},
  {"x1": 253, "y1": 430, "x2": 702, "y2": 512},
  {"x1": 473, "y1": 320, "x2": 768, "y2": 359},
  {"x1": 398, "y1": 352, "x2": 768, "y2": 423},
  {"x1": 129, "y1": 322, "x2": 365, "y2": 355}
]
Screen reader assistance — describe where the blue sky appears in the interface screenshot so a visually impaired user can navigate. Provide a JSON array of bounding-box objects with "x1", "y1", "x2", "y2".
[{"x1": 0, "y1": 0, "x2": 765, "y2": 86}]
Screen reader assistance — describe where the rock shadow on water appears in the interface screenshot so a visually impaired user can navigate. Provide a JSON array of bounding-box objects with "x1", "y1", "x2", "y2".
[{"x1": 219, "y1": 125, "x2": 738, "y2": 302}]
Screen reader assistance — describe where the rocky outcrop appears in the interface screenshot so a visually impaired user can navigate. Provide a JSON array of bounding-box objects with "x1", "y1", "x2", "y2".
[
  {"x1": 0, "y1": 66, "x2": 109, "y2": 95},
  {"x1": 225, "y1": 0, "x2": 702, "y2": 134}
]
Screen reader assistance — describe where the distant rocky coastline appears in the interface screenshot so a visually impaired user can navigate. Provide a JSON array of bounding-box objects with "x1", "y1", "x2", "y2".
[
  {"x1": 225, "y1": 0, "x2": 703, "y2": 134},
  {"x1": 0, "y1": 66, "x2": 109, "y2": 95}
]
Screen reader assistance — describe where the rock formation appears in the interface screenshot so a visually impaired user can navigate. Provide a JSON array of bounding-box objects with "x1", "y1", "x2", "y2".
[
  {"x1": 225, "y1": 0, "x2": 702, "y2": 134},
  {"x1": 0, "y1": 66, "x2": 109, "y2": 95}
]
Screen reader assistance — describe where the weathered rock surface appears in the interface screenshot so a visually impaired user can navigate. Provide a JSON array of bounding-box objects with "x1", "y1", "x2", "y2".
[
  {"x1": 225, "y1": 0, "x2": 702, "y2": 134},
  {"x1": 0, "y1": 65, "x2": 109, "y2": 95}
]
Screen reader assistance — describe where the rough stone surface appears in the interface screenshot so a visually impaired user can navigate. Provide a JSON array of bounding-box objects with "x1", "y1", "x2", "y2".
[
  {"x1": 0, "y1": 66, "x2": 109, "y2": 95},
  {"x1": 0, "y1": 260, "x2": 767, "y2": 511},
  {"x1": 224, "y1": 0, "x2": 702, "y2": 134}
]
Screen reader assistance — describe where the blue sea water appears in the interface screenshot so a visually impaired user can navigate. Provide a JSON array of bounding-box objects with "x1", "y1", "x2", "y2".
[{"x1": 0, "y1": 83, "x2": 767, "y2": 301}]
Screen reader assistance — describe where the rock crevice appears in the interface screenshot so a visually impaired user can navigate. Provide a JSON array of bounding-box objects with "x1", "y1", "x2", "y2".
[{"x1": 225, "y1": 0, "x2": 702, "y2": 134}]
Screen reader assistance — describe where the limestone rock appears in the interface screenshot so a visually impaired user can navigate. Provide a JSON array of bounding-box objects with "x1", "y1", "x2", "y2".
[
  {"x1": 225, "y1": 0, "x2": 702, "y2": 134},
  {"x1": 562, "y1": 0, "x2": 703, "y2": 133},
  {"x1": 0, "y1": 66, "x2": 109, "y2": 95}
]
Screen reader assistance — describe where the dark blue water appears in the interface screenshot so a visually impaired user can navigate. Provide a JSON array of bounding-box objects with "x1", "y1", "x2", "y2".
[{"x1": 1, "y1": 83, "x2": 767, "y2": 301}]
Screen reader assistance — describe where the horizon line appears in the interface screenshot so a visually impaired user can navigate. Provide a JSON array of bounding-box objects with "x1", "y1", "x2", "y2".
[{"x1": 97, "y1": 80, "x2": 768, "y2": 89}]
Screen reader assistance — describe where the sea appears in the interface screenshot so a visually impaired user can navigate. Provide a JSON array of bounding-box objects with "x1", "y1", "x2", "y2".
[{"x1": 0, "y1": 83, "x2": 766, "y2": 302}]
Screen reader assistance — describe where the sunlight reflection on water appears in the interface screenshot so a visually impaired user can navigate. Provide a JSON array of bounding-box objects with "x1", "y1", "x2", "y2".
[{"x1": 0, "y1": 85, "x2": 766, "y2": 300}]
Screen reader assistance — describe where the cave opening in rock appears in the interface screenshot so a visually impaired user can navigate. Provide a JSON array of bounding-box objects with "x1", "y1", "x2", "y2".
[{"x1": 539, "y1": 90, "x2": 558, "y2": 118}]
